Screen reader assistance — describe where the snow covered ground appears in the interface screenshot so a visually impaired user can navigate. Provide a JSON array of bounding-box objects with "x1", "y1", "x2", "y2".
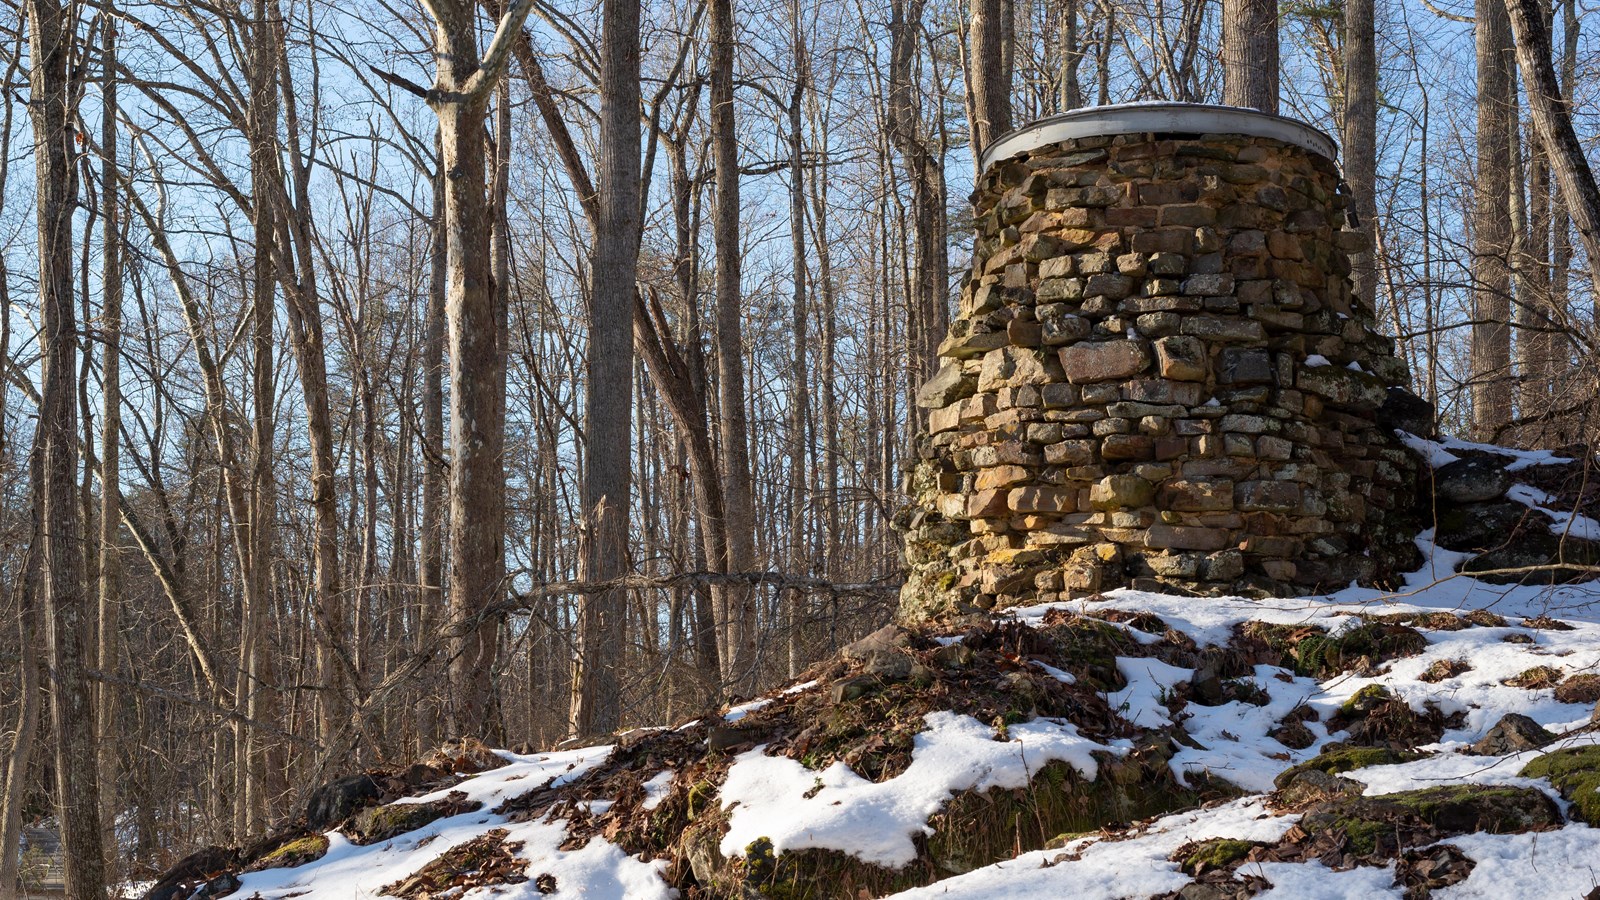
[
  {"x1": 212, "y1": 436, "x2": 1600, "y2": 900},
  {"x1": 214, "y1": 547, "x2": 1600, "y2": 900}
]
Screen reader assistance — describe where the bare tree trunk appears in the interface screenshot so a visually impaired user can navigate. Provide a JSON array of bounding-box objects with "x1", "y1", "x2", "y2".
[
  {"x1": 27, "y1": 0, "x2": 108, "y2": 894},
  {"x1": 94, "y1": 5, "x2": 123, "y2": 852},
  {"x1": 571, "y1": 0, "x2": 640, "y2": 736},
  {"x1": 270, "y1": 1, "x2": 352, "y2": 746},
  {"x1": 710, "y1": 0, "x2": 757, "y2": 696},
  {"x1": 1058, "y1": 0, "x2": 1083, "y2": 110},
  {"x1": 0, "y1": 553, "x2": 40, "y2": 900},
  {"x1": 799, "y1": 80, "x2": 842, "y2": 576},
  {"x1": 0, "y1": 255, "x2": 28, "y2": 900},
  {"x1": 1504, "y1": 0, "x2": 1600, "y2": 302},
  {"x1": 1343, "y1": 0, "x2": 1378, "y2": 304},
  {"x1": 969, "y1": 0, "x2": 1012, "y2": 157},
  {"x1": 419, "y1": 136, "x2": 447, "y2": 749},
  {"x1": 785, "y1": 14, "x2": 810, "y2": 678},
  {"x1": 888, "y1": 0, "x2": 950, "y2": 389},
  {"x1": 425, "y1": 0, "x2": 532, "y2": 739},
  {"x1": 1549, "y1": 0, "x2": 1577, "y2": 440},
  {"x1": 1473, "y1": 0, "x2": 1515, "y2": 436},
  {"x1": 1518, "y1": 0, "x2": 1555, "y2": 424},
  {"x1": 1221, "y1": 0, "x2": 1279, "y2": 112},
  {"x1": 241, "y1": 0, "x2": 281, "y2": 832}
]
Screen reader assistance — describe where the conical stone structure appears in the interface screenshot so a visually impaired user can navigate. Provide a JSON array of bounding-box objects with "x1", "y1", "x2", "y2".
[{"x1": 898, "y1": 104, "x2": 1428, "y2": 622}]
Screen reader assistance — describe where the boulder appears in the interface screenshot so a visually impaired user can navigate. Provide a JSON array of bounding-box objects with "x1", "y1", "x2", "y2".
[
  {"x1": 1379, "y1": 387, "x2": 1435, "y2": 438},
  {"x1": 1432, "y1": 500, "x2": 1535, "y2": 552},
  {"x1": 1469, "y1": 713, "x2": 1554, "y2": 756},
  {"x1": 1519, "y1": 746, "x2": 1600, "y2": 822},
  {"x1": 305, "y1": 773, "x2": 381, "y2": 831},
  {"x1": 1433, "y1": 456, "x2": 1512, "y2": 503}
]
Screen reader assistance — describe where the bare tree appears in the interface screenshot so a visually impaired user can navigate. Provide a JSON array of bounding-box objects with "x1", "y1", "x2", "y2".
[
  {"x1": 969, "y1": 0, "x2": 1013, "y2": 157},
  {"x1": 1222, "y1": 0, "x2": 1279, "y2": 112},
  {"x1": 571, "y1": 0, "x2": 643, "y2": 736},
  {"x1": 710, "y1": 0, "x2": 759, "y2": 696},
  {"x1": 25, "y1": 0, "x2": 109, "y2": 895},
  {"x1": 1473, "y1": 0, "x2": 1515, "y2": 435},
  {"x1": 1504, "y1": 0, "x2": 1600, "y2": 299},
  {"x1": 1344, "y1": 0, "x2": 1378, "y2": 303},
  {"x1": 403, "y1": 0, "x2": 534, "y2": 737},
  {"x1": 888, "y1": 0, "x2": 950, "y2": 386}
]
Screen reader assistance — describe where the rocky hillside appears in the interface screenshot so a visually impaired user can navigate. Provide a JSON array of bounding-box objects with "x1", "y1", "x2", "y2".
[{"x1": 146, "y1": 436, "x2": 1600, "y2": 900}]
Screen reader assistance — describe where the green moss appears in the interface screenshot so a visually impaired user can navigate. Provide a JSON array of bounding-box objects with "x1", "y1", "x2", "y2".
[
  {"x1": 1248, "y1": 620, "x2": 1427, "y2": 677},
  {"x1": 1274, "y1": 747, "x2": 1425, "y2": 790},
  {"x1": 1303, "y1": 785, "x2": 1563, "y2": 856},
  {"x1": 1337, "y1": 817, "x2": 1392, "y2": 855},
  {"x1": 743, "y1": 837, "x2": 777, "y2": 884},
  {"x1": 1504, "y1": 666, "x2": 1564, "y2": 689},
  {"x1": 1035, "y1": 617, "x2": 1139, "y2": 689},
  {"x1": 348, "y1": 800, "x2": 455, "y2": 845},
  {"x1": 1180, "y1": 838, "x2": 1255, "y2": 874},
  {"x1": 1339, "y1": 684, "x2": 1394, "y2": 716},
  {"x1": 256, "y1": 834, "x2": 329, "y2": 869},
  {"x1": 686, "y1": 780, "x2": 717, "y2": 818},
  {"x1": 1519, "y1": 746, "x2": 1600, "y2": 823}
]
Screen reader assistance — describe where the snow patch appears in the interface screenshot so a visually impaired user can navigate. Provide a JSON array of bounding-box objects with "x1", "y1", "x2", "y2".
[{"x1": 718, "y1": 711, "x2": 1124, "y2": 868}]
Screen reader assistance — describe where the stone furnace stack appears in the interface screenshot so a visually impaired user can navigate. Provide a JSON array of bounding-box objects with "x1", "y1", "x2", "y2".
[{"x1": 899, "y1": 103, "x2": 1426, "y2": 621}]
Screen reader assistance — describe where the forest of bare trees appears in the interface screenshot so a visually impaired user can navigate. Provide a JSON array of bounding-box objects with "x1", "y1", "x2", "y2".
[{"x1": 4, "y1": 0, "x2": 1600, "y2": 895}]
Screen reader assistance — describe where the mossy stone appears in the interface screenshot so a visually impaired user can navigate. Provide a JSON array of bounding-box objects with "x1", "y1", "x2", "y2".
[
  {"x1": 1519, "y1": 746, "x2": 1600, "y2": 823},
  {"x1": 1273, "y1": 746, "x2": 1425, "y2": 790},
  {"x1": 1179, "y1": 838, "x2": 1256, "y2": 875},
  {"x1": 1300, "y1": 785, "x2": 1562, "y2": 855},
  {"x1": 253, "y1": 834, "x2": 329, "y2": 870},
  {"x1": 347, "y1": 800, "x2": 455, "y2": 845},
  {"x1": 1339, "y1": 684, "x2": 1394, "y2": 716}
]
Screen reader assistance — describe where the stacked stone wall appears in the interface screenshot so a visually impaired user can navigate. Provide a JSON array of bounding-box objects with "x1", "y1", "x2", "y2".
[{"x1": 899, "y1": 125, "x2": 1424, "y2": 621}]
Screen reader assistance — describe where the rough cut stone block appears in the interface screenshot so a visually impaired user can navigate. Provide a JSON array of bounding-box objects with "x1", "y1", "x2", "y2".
[
  {"x1": 1180, "y1": 316, "x2": 1266, "y2": 342},
  {"x1": 928, "y1": 404, "x2": 963, "y2": 434},
  {"x1": 1159, "y1": 478, "x2": 1235, "y2": 511},
  {"x1": 917, "y1": 361, "x2": 976, "y2": 408},
  {"x1": 1154, "y1": 336, "x2": 1208, "y2": 381},
  {"x1": 1297, "y1": 364, "x2": 1387, "y2": 411},
  {"x1": 1060, "y1": 340, "x2": 1152, "y2": 383},
  {"x1": 979, "y1": 346, "x2": 1059, "y2": 392},
  {"x1": 1041, "y1": 315, "x2": 1091, "y2": 345},
  {"x1": 1146, "y1": 525, "x2": 1233, "y2": 551},
  {"x1": 939, "y1": 329, "x2": 1009, "y2": 359},
  {"x1": 1044, "y1": 440, "x2": 1096, "y2": 466},
  {"x1": 1100, "y1": 434, "x2": 1155, "y2": 461},
  {"x1": 974, "y1": 465, "x2": 1033, "y2": 491},
  {"x1": 1237, "y1": 480, "x2": 1302, "y2": 512},
  {"x1": 1090, "y1": 475, "x2": 1155, "y2": 510},
  {"x1": 1182, "y1": 274, "x2": 1236, "y2": 296},
  {"x1": 1009, "y1": 486, "x2": 1075, "y2": 514},
  {"x1": 1037, "y1": 277, "x2": 1085, "y2": 303},
  {"x1": 1218, "y1": 347, "x2": 1273, "y2": 385}
]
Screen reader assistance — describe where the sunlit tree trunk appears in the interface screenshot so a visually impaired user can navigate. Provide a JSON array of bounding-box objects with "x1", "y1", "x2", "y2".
[
  {"x1": 1343, "y1": 0, "x2": 1378, "y2": 305},
  {"x1": 1222, "y1": 0, "x2": 1278, "y2": 112},
  {"x1": 1473, "y1": 0, "x2": 1515, "y2": 436},
  {"x1": 27, "y1": 0, "x2": 109, "y2": 894},
  {"x1": 95, "y1": 4, "x2": 124, "y2": 850},
  {"x1": 572, "y1": 0, "x2": 641, "y2": 736},
  {"x1": 709, "y1": 0, "x2": 758, "y2": 696}
]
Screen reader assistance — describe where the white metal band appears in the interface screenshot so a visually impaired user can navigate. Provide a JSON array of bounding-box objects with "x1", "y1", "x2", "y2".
[{"x1": 981, "y1": 102, "x2": 1339, "y2": 172}]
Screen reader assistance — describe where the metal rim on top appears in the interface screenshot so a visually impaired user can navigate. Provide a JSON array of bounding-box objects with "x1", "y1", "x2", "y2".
[{"x1": 980, "y1": 102, "x2": 1339, "y2": 172}]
